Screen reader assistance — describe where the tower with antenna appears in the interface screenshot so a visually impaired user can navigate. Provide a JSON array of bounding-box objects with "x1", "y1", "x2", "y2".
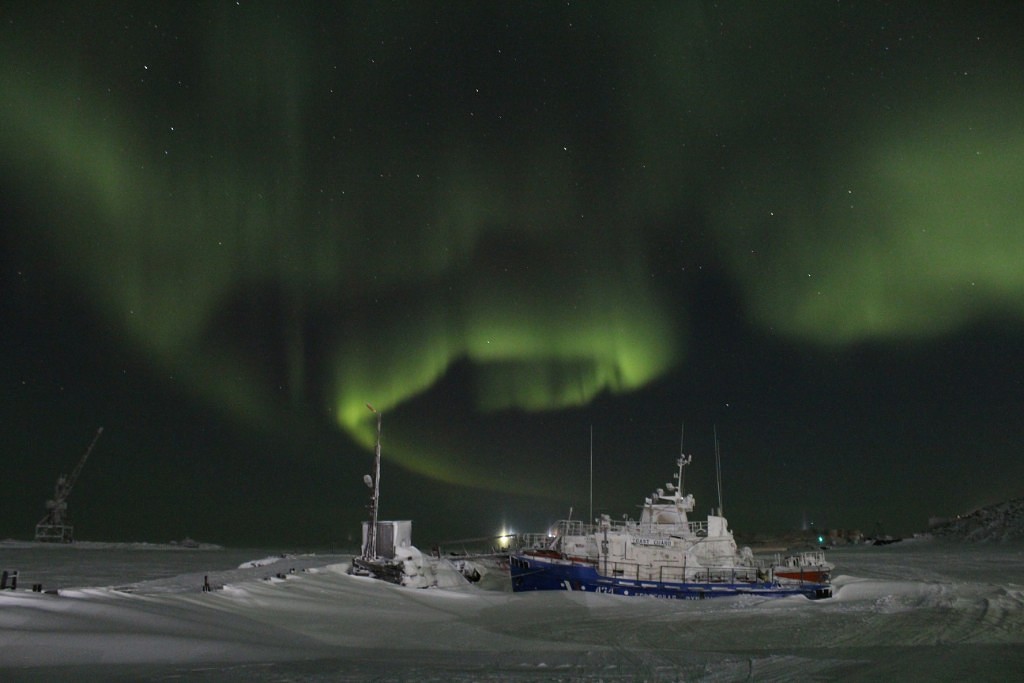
[{"x1": 349, "y1": 405, "x2": 419, "y2": 584}]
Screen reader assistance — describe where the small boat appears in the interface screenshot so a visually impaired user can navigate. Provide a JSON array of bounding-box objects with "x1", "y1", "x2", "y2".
[
  {"x1": 510, "y1": 452, "x2": 832, "y2": 600},
  {"x1": 866, "y1": 522, "x2": 902, "y2": 546},
  {"x1": 434, "y1": 536, "x2": 515, "y2": 591},
  {"x1": 771, "y1": 549, "x2": 832, "y2": 584}
]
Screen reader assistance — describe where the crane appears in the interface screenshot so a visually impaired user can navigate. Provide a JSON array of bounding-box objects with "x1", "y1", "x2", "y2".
[{"x1": 34, "y1": 427, "x2": 103, "y2": 543}]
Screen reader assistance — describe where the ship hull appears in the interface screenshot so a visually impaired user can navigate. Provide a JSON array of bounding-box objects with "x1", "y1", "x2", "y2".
[
  {"x1": 510, "y1": 554, "x2": 832, "y2": 600},
  {"x1": 775, "y1": 569, "x2": 830, "y2": 584}
]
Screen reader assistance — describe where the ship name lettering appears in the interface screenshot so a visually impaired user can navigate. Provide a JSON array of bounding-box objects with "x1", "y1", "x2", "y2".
[{"x1": 631, "y1": 537, "x2": 670, "y2": 547}]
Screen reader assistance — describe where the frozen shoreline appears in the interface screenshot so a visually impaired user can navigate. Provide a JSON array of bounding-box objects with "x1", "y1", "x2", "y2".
[{"x1": 2, "y1": 538, "x2": 1023, "y2": 679}]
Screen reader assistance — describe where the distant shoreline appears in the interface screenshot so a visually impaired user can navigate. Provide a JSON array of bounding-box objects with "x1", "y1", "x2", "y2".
[{"x1": 0, "y1": 539, "x2": 223, "y2": 551}]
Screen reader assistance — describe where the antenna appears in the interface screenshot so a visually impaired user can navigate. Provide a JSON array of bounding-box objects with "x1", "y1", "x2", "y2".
[
  {"x1": 679, "y1": 422, "x2": 686, "y2": 492},
  {"x1": 714, "y1": 425, "x2": 723, "y2": 516},
  {"x1": 589, "y1": 424, "x2": 593, "y2": 525}
]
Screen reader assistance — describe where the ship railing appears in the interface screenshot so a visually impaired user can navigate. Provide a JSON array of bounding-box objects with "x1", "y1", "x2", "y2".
[
  {"x1": 517, "y1": 532, "x2": 558, "y2": 550},
  {"x1": 689, "y1": 521, "x2": 709, "y2": 535},
  {"x1": 792, "y1": 549, "x2": 828, "y2": 565},
  {"x1": 602, "y1": 565, "x2": 765, "y2": 585},
  {"x1": 620, "y1": 519, "x2": 709, "y2": 536},
  {"x1": 524, "y1": 519, "x2": 593, "y2": 540},
  {"x1": 516, "y1": 517, "x2": 715, "y2": 551},
  {"x1": 604, "y1": 560, "x2": 764, "y2": 585},
  {"x1": 567, "y1": 518, "x2": 712, "y2": 537},
  {"x1": 558, "y1": 519, "x2": 588, "y2": 536},
  {"x1": 767, "y1": 549, "x2": 829, "y2": 569},
  {"x1": 608, "y1": 519, "x2": 708, "y2": 535},
  {"x1": 512, "y1": 522, "x2": 588, "y2": 551}
]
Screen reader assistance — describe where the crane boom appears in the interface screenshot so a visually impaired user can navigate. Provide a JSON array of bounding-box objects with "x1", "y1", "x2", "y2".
[
  {"x1": 34, "y1": 427, "x2": 104, "y2": 543},
  {"x1": 63, "y1": 427, "x2": 103, "y2": 499}
]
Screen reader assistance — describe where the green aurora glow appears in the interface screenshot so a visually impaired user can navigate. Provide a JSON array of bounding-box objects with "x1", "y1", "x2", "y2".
[
  {"x1": 3, "y1": 3, "x2": 1023, "y2": 508},
  {"x1": 711, "y1": 90, "x2": 1024, "y2": 345},
  {"x1": 1, "y1": 7, "x2": 684, "y2": 493}
]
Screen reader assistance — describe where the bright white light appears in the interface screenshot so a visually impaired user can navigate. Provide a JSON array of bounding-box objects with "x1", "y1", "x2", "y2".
[{"x1": 496, "y1": 529, "x2": 515, "y2": 549}]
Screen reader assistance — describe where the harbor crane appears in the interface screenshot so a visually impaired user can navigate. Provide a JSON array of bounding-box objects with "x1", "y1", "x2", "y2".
[{"x1": 34, "y1": 427, "x2": 103, "y2": 543}]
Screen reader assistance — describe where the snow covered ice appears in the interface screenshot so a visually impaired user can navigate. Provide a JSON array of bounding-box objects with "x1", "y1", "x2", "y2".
[{"x1": 2, "y1": 538, "x2": 1023, "y2": 681}]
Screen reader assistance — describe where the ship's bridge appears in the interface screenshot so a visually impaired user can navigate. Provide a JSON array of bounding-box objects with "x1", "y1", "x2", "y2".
[{"x1": 639, "y1": 492, "x2": 694, "y2": 526}]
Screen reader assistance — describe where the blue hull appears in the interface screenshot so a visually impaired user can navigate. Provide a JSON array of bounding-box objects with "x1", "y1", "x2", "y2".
[{"x1": 510, "y1": 554, "x2": 832, "y2": 600}]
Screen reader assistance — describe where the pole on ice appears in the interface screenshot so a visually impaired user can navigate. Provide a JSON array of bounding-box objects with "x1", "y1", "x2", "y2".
[{"x1": 362, "y1": 404, "x2": 383, "y2": 561}]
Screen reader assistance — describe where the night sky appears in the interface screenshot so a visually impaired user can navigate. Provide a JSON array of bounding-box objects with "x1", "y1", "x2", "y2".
[{"x1": 3, "y1": 2, "x2": 1023, "y2": 548}]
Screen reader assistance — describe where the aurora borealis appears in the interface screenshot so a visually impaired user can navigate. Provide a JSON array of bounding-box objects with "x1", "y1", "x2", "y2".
[{"x1": 3, "y1": 2, "x2": 1023, "y2": 546}]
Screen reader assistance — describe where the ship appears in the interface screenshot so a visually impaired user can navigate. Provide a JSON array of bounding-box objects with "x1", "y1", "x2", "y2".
[{"x1": 510, "y1": 453, "x2": 832, "y2": 600}]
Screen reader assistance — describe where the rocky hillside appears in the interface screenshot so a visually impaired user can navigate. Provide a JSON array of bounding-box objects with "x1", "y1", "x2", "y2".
[{"x1": 928, "y1": 497, "x2": 1024, "y2": 542}]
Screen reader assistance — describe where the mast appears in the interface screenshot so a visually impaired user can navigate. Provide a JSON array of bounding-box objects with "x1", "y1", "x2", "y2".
[
  {"x1": 363, "y1": 404, "x2": 382, "y2": 560},
  {"x1": 589, "y1": 424, "x2": 593, "y2": 526},
  {"x1": 679, "y1": 422, "x2": 686, "y2": 493},
  {"x1": 714, "y1": 425, "x2": 723, "y2": 516},
  {"x1": 674, "y1": 454, "x2": 692, "y2": 500}
]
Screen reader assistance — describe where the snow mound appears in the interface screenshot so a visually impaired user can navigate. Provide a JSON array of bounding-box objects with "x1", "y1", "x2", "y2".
[{"x1": 238, "y1": 555, "x2": 290, "y2": 569}]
